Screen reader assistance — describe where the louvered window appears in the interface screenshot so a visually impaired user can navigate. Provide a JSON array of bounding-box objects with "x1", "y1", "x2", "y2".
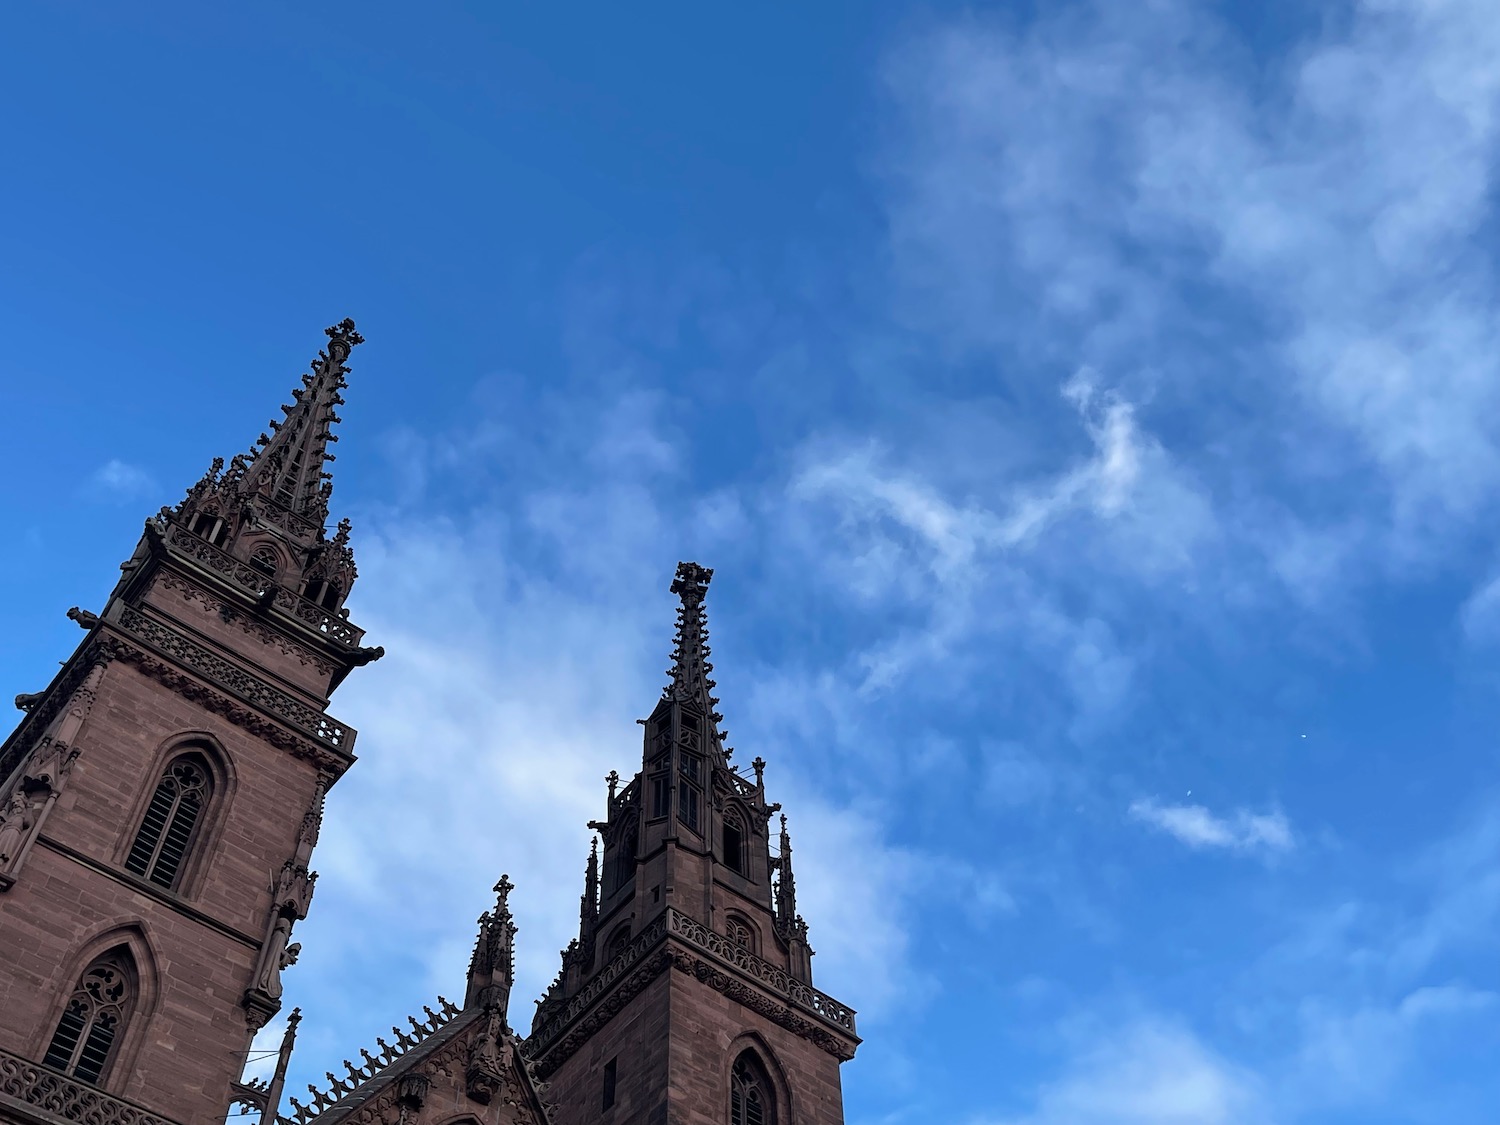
[
  {"x1": 125, "y1": 756, "x2": 209, "y2": 889},
  {"x1": 43, "y1": 955, "x2": 132, "y2": 1084},
  {"x1": 730, "y1": 1053, "x2": 774, "y2": 1125}
]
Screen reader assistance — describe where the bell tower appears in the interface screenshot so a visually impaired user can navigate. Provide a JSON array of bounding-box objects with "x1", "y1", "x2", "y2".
[
  {"x1": 527, "y1": 563, "x2": 859, "y2": 1125},
  {"x1": 0, "y1": 321, "x2": 383, "y2": 1125}
]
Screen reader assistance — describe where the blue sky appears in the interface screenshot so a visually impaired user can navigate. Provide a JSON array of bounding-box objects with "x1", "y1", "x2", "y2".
[{"x1": 3, "y1": 1, "x2": 1500, "y2": 1121}]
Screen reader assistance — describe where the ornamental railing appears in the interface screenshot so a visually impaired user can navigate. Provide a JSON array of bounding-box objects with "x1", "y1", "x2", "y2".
[
  {"x1": 666, "y1": 910, "x2": 857, "y2": 1033},
  {"x1": 0, "y1": 1045, "x2": 185, "y2": 1125},
  {"x1": 165, "y1": 527, "x2": 365, "y2": 647},
  {"x1": 528, "y1": 914, "x2": 670, "y2": 1049},
  {"x1": 527, "y1": 908, "x2": 856, "y2": 1051},
  {"x1": 117, "y1": 608, "x2": 351, "y2": 750}
]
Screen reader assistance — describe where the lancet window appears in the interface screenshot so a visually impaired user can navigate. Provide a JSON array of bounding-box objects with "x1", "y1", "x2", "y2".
[
  {"x1": 610, "y1": 827, "x2": 638, "y2": 894},
  {"x1": 124, "y1": 754, "x2": 211, "y2": 889},
  {"x1": 723, "y1": 810, "x2": 746, "y2": 874},
  {"x1": 42, "y1": 952, "x2": 134, "y2": 1084},
  {"x1": 730, "y1": 1052, "x2": 774, "y2": 1125},
  {"x1": 678, "y1": 750, "x2": 703, "y2": 834}
]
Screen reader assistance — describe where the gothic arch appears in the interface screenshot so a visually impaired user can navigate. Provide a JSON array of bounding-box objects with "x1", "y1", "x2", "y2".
[
  {"x1": 31, "y1": 922, "x2": 161, "y2": 1089},
  {"x1": 113, "y1": 731, "x2": 235, "y2": 898},
  {"x1": 723, "y1": 1035, "x2": 792, "y2": 1125},
  {"x1": 246, "y1": 540, "x2": 287, "y2": 581},
  {"x1": 723, "y1": 910, "x2": 760, "y2": 956},
  {"x1": 719, "y1": 797, "x2": 757, "y2": 878}
]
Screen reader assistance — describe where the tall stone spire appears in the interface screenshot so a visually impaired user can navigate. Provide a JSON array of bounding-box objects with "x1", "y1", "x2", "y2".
[
  {"x1": 526, "y1": 563, "x2": 860, "y2": 1115},
  {"x1": 663, "y1": 561, "x2": 731, "y2": 766},
  {"x1": 244, "y1": 318, "x2": 360, "y2": 522},
  {"x1": 157, "y1": 318, "x2": 369, "y2": 619}
]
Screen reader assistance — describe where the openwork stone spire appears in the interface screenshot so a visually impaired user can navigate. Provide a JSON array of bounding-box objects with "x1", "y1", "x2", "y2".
[
  {"x1": 663, "y1": 561, "x2": 730, "y2": 762},
  {"x1": 244, "y1": 318, "x2": 361, "y2": 525},
  {"x1": 159, "y1": 319, "x2": 368, "y2": 619}
]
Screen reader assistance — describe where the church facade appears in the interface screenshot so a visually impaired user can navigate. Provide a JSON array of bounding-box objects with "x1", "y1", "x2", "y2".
[{"x1": 0, "y1": 323, "x2": 859, "y2": 1125}]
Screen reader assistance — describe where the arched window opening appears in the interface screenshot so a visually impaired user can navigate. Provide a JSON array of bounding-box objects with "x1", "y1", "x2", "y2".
[
  {"x1": 725, "y1": 915, "x2": 756, "y2": 955},
  {"x1": 607, "y1": 925, "x2": 632, "y2": 959},
  {"x1": 125, "y1": 754, "x2": 211, "y2": 889},
  {"x1": 42, "y1": 952, "x2": 134, "y2": 1084},
  {"x1": 723, "y1": 811, "x2": 746, "y2": 875},
  {"x1": 679, "y1": 782, "x2": 701, "y2": 835},
  {"x1": 610, "y1": 828, "x2": 638, "y2": 895},
  {"x1": 249, "y1": 546, "x2": 279, "y2": 580},
  {"x1": 187, "y1": 511, "x2": 226, "y2": 546},
  {"x1": 306, "y1": 579, "x2": 342, "y2": 610},
  {"x1": 730, "y1": 1052, "x2": 775, "y2": 1125}
]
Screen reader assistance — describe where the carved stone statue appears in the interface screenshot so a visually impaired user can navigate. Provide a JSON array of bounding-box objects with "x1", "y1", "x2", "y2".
[
  {"x1": 255, "y1": 915, "x2": 296, "y2": 1000},
  {"x1": 0, "y1": 791, "x2": 33, "y2": 864}
]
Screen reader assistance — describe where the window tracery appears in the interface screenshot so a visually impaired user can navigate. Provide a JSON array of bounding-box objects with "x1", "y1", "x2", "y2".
[
  {"x1": 41, "y1": 953, "x2": 134, "y2": 1084},
  {"x1": 124, "y1": 754, "x2": 210, "y2": 889},
  {"x1": 249, "y1": 545, "x2": 279, "y2": 580},
  {"x1": 730, "y1": 1052, "x2": 774, "y2": 1125},
  {"x1": 725, "y1": 915, "x2": 756, "y2": 954}
]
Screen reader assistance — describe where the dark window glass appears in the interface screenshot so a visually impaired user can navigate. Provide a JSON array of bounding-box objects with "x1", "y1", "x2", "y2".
[
  {"x1": 125, "y1": 756, "x2": 209, "y2": 889},
  {"x1": 679, "y1": 753, "x2": 702, "y2": 786},
  {"x1": 611, "y1": 829, "x2": 638, "y2": 894},
  {"x1": 679, "y1": 784, "x2": 700, "y2": 834},
  {"x1": 723, "y1": 816, "x2": 745, "y2": 874},
  {"x1": 602, "y1": 1057, "x2": 617, "y2": 1110},
  {"x1": 650, "y1": 774, "x2": 670, "y2": 819}
]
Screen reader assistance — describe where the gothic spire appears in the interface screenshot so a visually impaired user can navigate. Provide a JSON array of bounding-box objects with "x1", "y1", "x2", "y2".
[
  {"x1": 243, "y1": 318, "x2": 362, "y2": 526},
  {"x1": 465, "y1": 875, "x2": 517, "y2": 1012},
  {"x1": 579, "y1": 838, "x2": 599, "y2": 956},
  {"x1": 663, "y1": 561, "x2": 731, "y2": 761},
  {"x1": 774, "y1": 814, "x2": 801, "y2": 938}
]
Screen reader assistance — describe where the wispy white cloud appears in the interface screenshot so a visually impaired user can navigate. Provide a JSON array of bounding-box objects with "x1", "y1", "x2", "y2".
[
  {"x1": 86, "y1": 458, "x2": 154, "y2": 499},
  {"x1": 883, "y1": 0, "x2": 1500, "y2": 589},
  {"x1": 977, "y1": 1019, "x2": 1274, "y2": 1125},
  {"x1": 1128, "y1": 798, "x2": 1294, "y2": 856}
]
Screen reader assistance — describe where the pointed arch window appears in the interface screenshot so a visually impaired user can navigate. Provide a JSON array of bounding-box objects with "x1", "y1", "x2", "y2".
[
  {"x1": 730, "y1": 1052, "x2": 775, "y2": 1125},
  {"x1": 725, "y1": 915, "x2": 756, "y2": 955},
  {"x1": 723, "y1": 810, "x2": 746, "y2": 875},
  {"x1": 42, "y1": 952, "x2": 134, "y2": 1084},
  {"x1": 125, "y1": 754, "x2": 210, "y2": 889},
  {"x1": 249, "y1": 546, "x2": 279, "y2": 580},
  {"x1": 607, "y1": 925, "x2": 632, "y2": 959},
  {"x1": 609, "y1": 827, "x2": 638, "y2": 895}
]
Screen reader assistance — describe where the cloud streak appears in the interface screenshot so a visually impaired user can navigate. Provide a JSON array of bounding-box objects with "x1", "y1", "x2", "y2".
[{"x1": 1129, "y1": 799, "x2": 1294, "y2": 856}]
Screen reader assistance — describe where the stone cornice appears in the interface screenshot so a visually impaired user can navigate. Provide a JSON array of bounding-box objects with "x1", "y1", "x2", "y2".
[
  {"x1": 524, "y1": 908, "x2": 858, "y2": 1076},
  {"x1": 162, "y1": 525, "x2": 365, "y2": 649},
  {"x1": 0, "y1": 1044, "x2": 187, "y2": 1125},
  {"x1": 105, "y1": 610, "x2": 354, "y2": 771}
]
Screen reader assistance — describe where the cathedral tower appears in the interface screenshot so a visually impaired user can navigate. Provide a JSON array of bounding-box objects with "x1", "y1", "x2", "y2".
[
  {"x1": 527, "y1": 563, "x2": 860, "y2": 1125},
  {"x1": 0, "y1": 321, "x2": 383, "y2": 1125}
]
